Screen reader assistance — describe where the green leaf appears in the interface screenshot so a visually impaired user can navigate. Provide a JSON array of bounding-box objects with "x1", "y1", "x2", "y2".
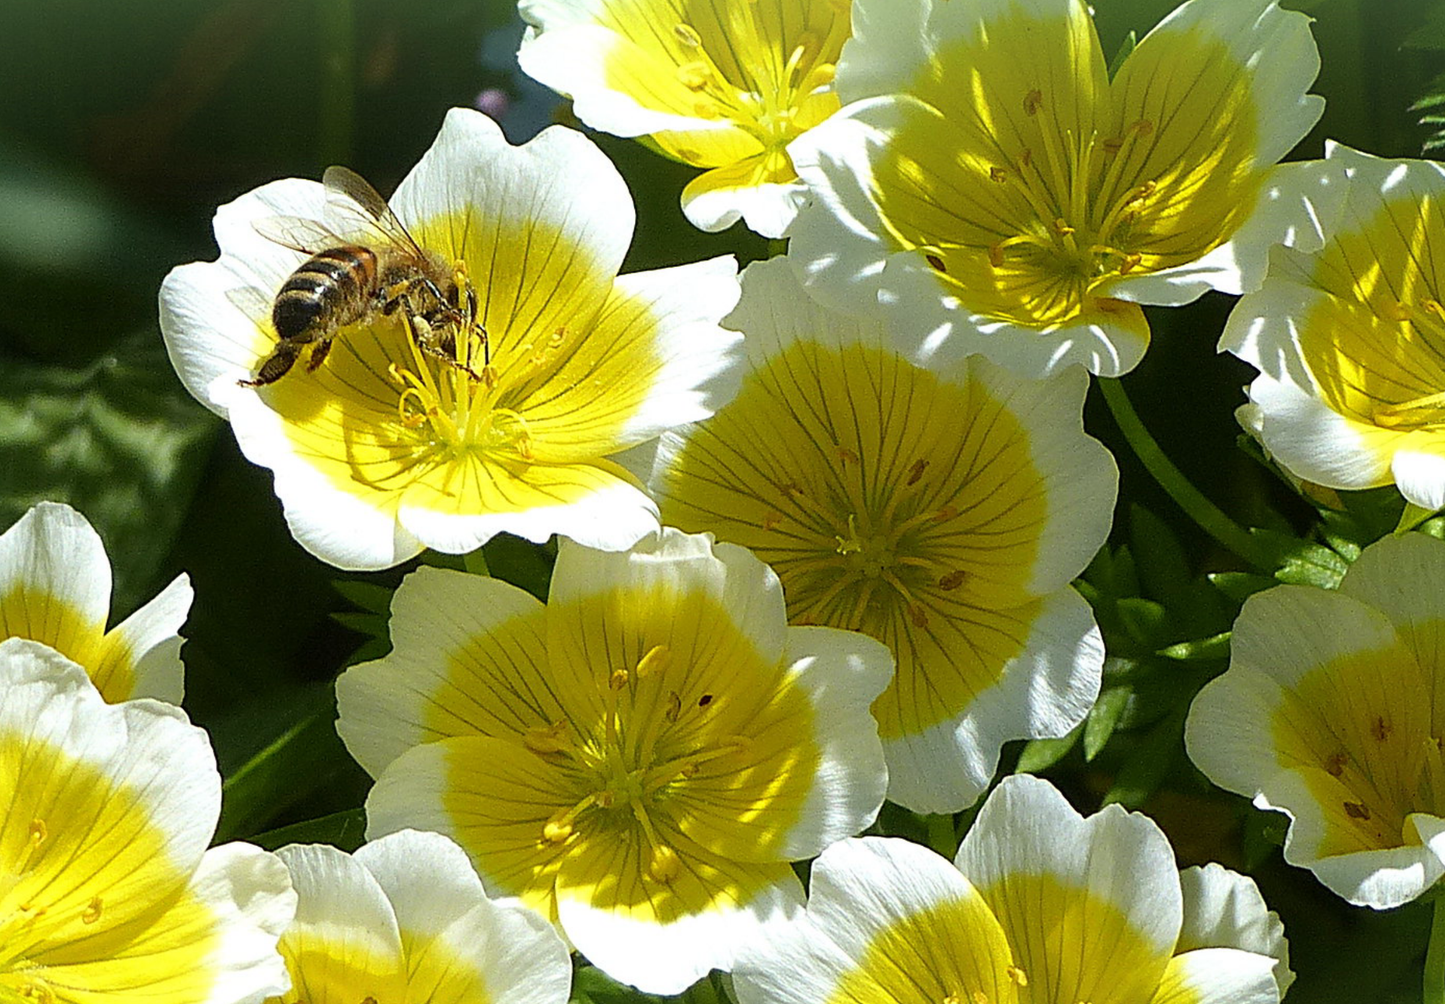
[
  {"x1": 1116, "y1": 596, "x2": 1170, "y2": 647},
  {"x1": 0, "y1": 330, "x2": 219, "y2": 616},
  {"x1": 484, "y1": 532, "x2": 555, "y2": 600},
  {"x1": 1158, "y1": 632, "x2": 1231, "y2": 662},
  {"x1": 331, "y1": 579, "x2": 395, "y2": 615},
  {"x1": 1102, "y1": 707, "x2": 1184, "y2": 809},
  {"x1": 1083, "y1": 686, "x2": 1131, "y2": 761},
  {"x1": 251, "y1": 809, "x2": 366, "y2": 852},
  {"x1": 573, "y1": 965, "x2": 670, "y2": 1004},
  {"x1": 1250, "y1": 528, "x2": 1350, "y2": 589},
  {"x1": 1397, "y1": 502, "x2": 1440, "y2": 534},
  {"x1": 1129, "y1": 504, "x2": 1193, "y2": 611},
  {"x1": 1207, "y1": 571, "x2": 1276, "y2": 604},
  {"x1": 328, "y1": 611, "x2": 388, "y2": 636},
  {"x1": 1016, "y1": 722, "x2": 1083, "y2": 773},
  {"x1": 215, "y1": 683, "x2": 354, "y2": 841},
  {"x1": 1107, "y1": 29, "x2": 1137, "y2": 78}
]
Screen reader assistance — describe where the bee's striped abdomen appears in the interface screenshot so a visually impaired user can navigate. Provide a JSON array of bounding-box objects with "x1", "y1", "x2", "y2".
[{"x1": 271, "y1": 246, "x2": 379, "y2": 340}]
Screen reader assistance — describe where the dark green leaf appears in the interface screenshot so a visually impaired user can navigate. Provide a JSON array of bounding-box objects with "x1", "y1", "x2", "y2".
[
  {"x1": 1107, "y1": 29, "x2": 1137, "y2": 78},
  {"x1": 1116, "y1": 596, "x2": 1170, "y2": 647},
  {"x1": 0, "y1": 330, "x2": 219, "y2": 616},
  {"x1": 1016, "y1": 722, "x2": 1083, "y2": 773},
  {"x1": 1084, "y1": 686, "x2": 1132, "y2": 761},
  {"x1": 250, "y1": 809, "x2": 366, "y2": 852},
  {"x1": 1102, "y1": 707, "x2": 1185, "y2": 809},
  {"x1": 1158, "y1": 632, "x2": 1231, "y2": 661},
  {"x1": 1207, "y1": 571, "x2": 1276, "y2": 603},
  {"x1": 331, "y1": 579, "x2": 395, "y2": 615},
  {"x1": 328, "y1": 611, "x2": 388, "y2": 636}
]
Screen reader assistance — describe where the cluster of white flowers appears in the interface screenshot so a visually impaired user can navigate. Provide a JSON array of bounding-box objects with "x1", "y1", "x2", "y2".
[{"x1": 13, "y1": 0, "x2": 1445, "y2": 1000}]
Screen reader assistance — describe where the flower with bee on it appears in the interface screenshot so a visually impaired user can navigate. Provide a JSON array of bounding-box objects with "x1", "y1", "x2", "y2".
[
  {"x1": 160, "y1": 108, "x2": 742, "y2": 571},
  {"x1": 788, "y1": 0, "x2": 1335, "y2": 378},
  {"x1": 517, "y1": 0, "x2": 850, "y2": 239}
]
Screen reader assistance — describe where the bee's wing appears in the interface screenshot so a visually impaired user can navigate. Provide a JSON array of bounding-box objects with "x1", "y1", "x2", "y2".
[
  {"x1": 252, "y1": 215, "x2": 348, "y2": 255},
  {"x1": 321, "y1": 165, "x2": 428, "y2": 258},
  {"x1": 225, "y1": 285, "x2": 276, "y2": 323}
]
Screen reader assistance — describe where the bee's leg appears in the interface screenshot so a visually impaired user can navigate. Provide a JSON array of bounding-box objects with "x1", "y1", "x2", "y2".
[
  {"x1": 305, "y1": 336, "x2": 335, "y2": 373},
  {"x1": 396, "y1": 292, "x2": 482, "y2": 381},
  {"x1": 239, "y1": 341, "x2": 302, "y2": 387}
]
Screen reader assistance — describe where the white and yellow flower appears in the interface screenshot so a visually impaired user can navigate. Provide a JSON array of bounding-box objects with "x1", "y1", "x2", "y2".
[
  {"x1": 789, "y1": 0, "x2": 1332, "y2": 377},
  {"x1": 0, "y1": 637, "x2": 295, "y2": 1003},
  {"x1": 269, "y1": 830, "x2": 570, "y2": 1004},
  {"x1": 0, "y1": 501, "x2": 190, "y2": 704},
  {"x1": 518, "y1": 0, "x2": 850, "y2": 238},
  {"x1": 1223, "y1": 142, "x2": 1445, "y2": 511},
  {"x1": 1186, "y1": 532, "x2": 1445, "y2": 909},
  {"x1": 733, "y1": 775, "x2": 1291, "y2": 1004},
  {"x1": 646, "y1": 258, "x2": 1111, "y2": 813},
  {"x1": 161, "y1": 108, "x2": 741, "y2": 571},
  {"x1": 334, "y1": 528, "x2": 891, "y2": 994}
]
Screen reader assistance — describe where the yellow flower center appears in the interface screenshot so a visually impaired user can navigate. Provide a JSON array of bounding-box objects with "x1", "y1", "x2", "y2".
[{"x1": 532, "y1": 644, "x2": 751, "y2": 885}]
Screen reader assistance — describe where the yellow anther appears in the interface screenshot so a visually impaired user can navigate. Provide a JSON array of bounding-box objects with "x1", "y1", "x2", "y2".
[
  {"x1": 610, "y1": 668, "x2": 630, "y2": 690},
  {"x1": 665, "y1": 691, "x2": 683, "y2": 723},
  {"x1": 29, "y1": 819, "x2": 46, "y2": 845},
  {"x1": 649, "y1": 844, "x2": 681, "y2": 884},
  {"x1": 988, "y1": 242, "x2": 1007, "y2": 267},
  {"x1": 543, "y1": 819, "x2": 574, "y2": 843},
  {"x1": 925, "y1": 253, "x2": 947, "y2": 273},
  {"x1": 836, "y1": 514, "x2": 863, "y2": 554},
  {"x1": 1324, "y1": 751, "x2": 1347, "y2": 776},
  {"x1": 82, "y1": 896, "x2": 103, "y2": 924},
  {"x1": 989, "y1": 165, "x2": 1009, "y2": 183},
  {"x1": 906, "y1": 459, "x2": 929, "y2": 485},
  {"x1": 938, "y1": 570, "x2": 966, "y2": 591},
  {"x1": 523, "y1": 720, "x2": 571, "y2": 754},
  {"x1": 697, "y1": 693, "x2": 714, "y2": 708},
  {"x1": 944, "y1": 994, "x2": 961, "y2": 1004},
  {"x1": 1343, "y1": 801, "x2": 1371, "y2": 820},
  {"x1": 677, "y1": 61, "x2": 712, "y2": 89},
  {"x1": 674, "y1": 22, "x2": 703, "y2": 47},
  {"x1": 636, "y1": 645, "x2": 672, "y2": 679},
  {"x1": 1023, "y1": 88, "x2": 1043, "y2": 115},
  {"x1": 910, "y1": 605, "x2": 930, "y2": 628},
  {"x1": 1007, "y1": 965, "x2": 1029, "y2": 987},
  {"x1": 1052, "y1": 217, "x2": 1075, "y2": 236},
  {"x1": 1118, "y1": 252, "x2": 1143, "y2": 273}
]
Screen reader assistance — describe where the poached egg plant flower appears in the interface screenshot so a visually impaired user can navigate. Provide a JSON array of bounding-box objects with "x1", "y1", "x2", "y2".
[
  {"x1": 269, "y1": 830, "x2": 570, "y2": 1004},
  {"x1": 160, "y1": 108, "x2": 741, "y2": 571},
  {"x1": 517, "y1": 0, "x2": 849, "y2": 238},
  {"x1": 1186, "y1": 532, "x2": 1445, "y2": 909},
  {"x1": 733, "y1": 775, "x2": 1292, "y2": 1004},
  {"x1": 0, "y1": 501, "x2": 191, "y2": 704},
  {"x1": 0, "y1": 637, "x2": 295, "y2": 1004},
  {"x1": 646, "y1": 258, "x2": 1112, "y2": 813},
  {"x1": 334, "y1": 528, "x2": 892, "y2": 994},
  {"x1": 789, "y1": 0, "x2": 1330, "y2": 377},
  {"x1": 1223, "y1": 143, "x2": 1445, "y2": 511}
]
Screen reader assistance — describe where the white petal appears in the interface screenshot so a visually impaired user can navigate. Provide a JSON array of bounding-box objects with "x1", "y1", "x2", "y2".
[
  {"x1": 1176, "y1": 864, "x2": 1293, "y2": 998},
  {"x1": 775, "y1": 625, "x2": 892, "y2": 857},
  {"x1": 109, "y1": 572, "x2": 192, "y2": 704},
  {"x1": 884, "y1": 588, "x2": 1103, "y2": 814},
  {"x1": 0, "y1": 501, "x2": 111, "y2": 633},
  {"x1": 1149, "y1": 948, "x2": 1278, "y2": 1004},
  {"x1": 190, "y1": 842, "x2": 297, "y2": 1004}
]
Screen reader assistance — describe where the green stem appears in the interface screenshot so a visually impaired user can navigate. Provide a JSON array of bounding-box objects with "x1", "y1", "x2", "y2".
[
  {"x1": 1427, "y1": 898, "x2": 1445, "y2": 1004},
  {"x1": 1099, "y1": 377, "x2": 1274, "y2": 570},
  {"x1": 925, "y1": 813, "x2": 956, "y2": 860}
]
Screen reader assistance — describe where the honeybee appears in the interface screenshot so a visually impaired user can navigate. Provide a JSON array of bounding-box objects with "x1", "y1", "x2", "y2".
[{"x1": 239, "y1": 165, "x2": 486, "y2": 387}]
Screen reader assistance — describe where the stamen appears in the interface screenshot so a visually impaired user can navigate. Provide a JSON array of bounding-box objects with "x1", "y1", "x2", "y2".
[
  {"x1": 523, "y1": 719, "x2": 572, "y2": 755},
  {"x1": 81, "y1": 896, "x2": 103, "y2": 924},
  {"x1": 1007, "y1": 965, "x2": 1029, "y2": 987},
  {"x1": 1022, "y1": 89, "x2": 1042, "y2": 116},
  {"x1": 674, "y1": 22, "x2": 703, "y2": 47},
  {"x1": 636, "y1": 645, "x2": 672, "y2": 679}
]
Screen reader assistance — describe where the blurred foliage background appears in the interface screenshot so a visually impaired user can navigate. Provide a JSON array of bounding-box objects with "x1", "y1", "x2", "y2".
[{"x1": 0, "y1": 0, "x2": 1441, "y2": 1001}]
